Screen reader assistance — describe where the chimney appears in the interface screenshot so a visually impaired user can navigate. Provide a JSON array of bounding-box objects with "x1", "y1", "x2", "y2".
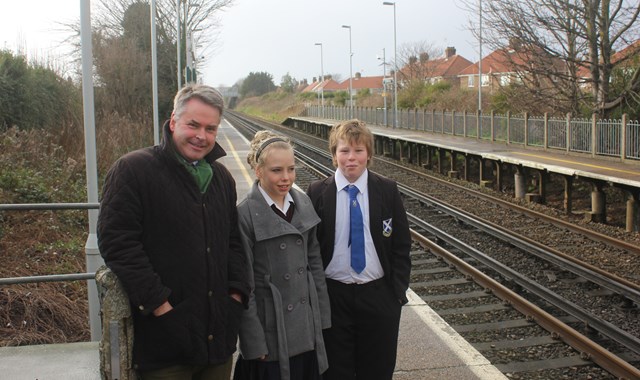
[
  {"x1": 355, "y1": 72, "x2": 361, "y2": 79},
  {"x1": 445, "y1": 46, "x2": 456, "y2": 58},
  {"x1": 509, "y1": 38, "x2": 521, "y2": 51},
  {"x1": 419, "y1": 52, "x2": 429, "y2": 63},
  {"x1": 312, "y1": 77, "x2": 317, "y2": 83}
]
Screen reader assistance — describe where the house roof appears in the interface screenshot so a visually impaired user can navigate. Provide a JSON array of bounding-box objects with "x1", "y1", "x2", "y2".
[
  {"x1": 458, "y1": 47, "x2": 530, "y2": 76},
  {"x1": 336, "y1": 75, "x2": 385, "y2": 90},
  {"x1": 400, "y1": 55, "x2": 473, "y2": 79},
  {"x1": 576, "y1": 40, "x2": 640, "y2": 78},
  {"x1": 301, "y1": 79, "x2": 341, "y2": 92},
  {"x1": 459, "y1": 44, "x2": 565, "y2": 76}
]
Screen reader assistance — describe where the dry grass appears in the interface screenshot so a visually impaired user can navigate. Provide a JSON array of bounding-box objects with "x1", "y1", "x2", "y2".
[{"x1": 0, "y1": 113, "x2": 153, "y2": 346}]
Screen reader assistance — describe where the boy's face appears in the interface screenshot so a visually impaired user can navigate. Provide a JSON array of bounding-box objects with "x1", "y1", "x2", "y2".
[{"x1": 335, "y1": 138, "x2": 369, "y2": 183}]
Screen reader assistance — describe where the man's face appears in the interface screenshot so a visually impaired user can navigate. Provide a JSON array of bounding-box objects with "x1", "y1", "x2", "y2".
[
  {"x1": 335, "y1": 138, "x2": 369, "y2": 183},
  {"x1": 170, "y1": 98, "x2": 221, "y2": 162}
]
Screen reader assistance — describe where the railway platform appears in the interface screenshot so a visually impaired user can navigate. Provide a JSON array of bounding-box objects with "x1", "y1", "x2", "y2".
[
  {"x1": 0, "y1": 117, "x2": 505, "y2": 379},
  {"x1": 286, "y1": 116, "x2": 640, "y2": 231}
]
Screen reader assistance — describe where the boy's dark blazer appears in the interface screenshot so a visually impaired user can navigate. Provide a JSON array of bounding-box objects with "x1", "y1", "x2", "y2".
[{"x1": 307, "y1": 171, "x2": 412, "y2": 304}]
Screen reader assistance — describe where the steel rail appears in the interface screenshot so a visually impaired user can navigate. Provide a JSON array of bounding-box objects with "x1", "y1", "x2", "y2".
[
  {"x1": 0, "y1": 273, "x2": 96, "y2": 285},
  {"x1": 409, "y1": 227, "x2": 640, "y2": 380},
  {"x1": 408, "y1": 213, "x2": 640, "y2": 357},
  {"x1": 0, "y1": 203, "x2": 100, "y2": 211},
  {"x1": 400, "y1": 184, "x2": 640, "y2": 304}
]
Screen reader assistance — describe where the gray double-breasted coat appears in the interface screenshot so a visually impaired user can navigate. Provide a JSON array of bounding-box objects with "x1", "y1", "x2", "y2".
[{"x1": 237, "y1": 182, "x2": 331, "y2": 380}]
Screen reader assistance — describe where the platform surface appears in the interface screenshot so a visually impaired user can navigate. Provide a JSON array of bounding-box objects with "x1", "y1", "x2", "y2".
[{"x1": 292, "y1": 116, "x2": 640, "y2": 189}]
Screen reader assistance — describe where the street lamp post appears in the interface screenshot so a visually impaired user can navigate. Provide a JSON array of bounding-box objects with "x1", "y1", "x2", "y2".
[
  {"x1": 315, "y1": 42, "x2": 325, "y2": 118},
  {"x1": 342, "y1": 25, "x2": 353, "y2": 118},
  {"x1": 383, "y1": 2, "x2": 398, "y2": 129},
  {"x1": 176, "y1": 0, "x2": 182, "y2": 88},
  {"x1": 378, "y1": 48, "x2": 388, "y2": 126},
  {"x1": 478, "y1": 0, "x2": 483, "y2": 113}
]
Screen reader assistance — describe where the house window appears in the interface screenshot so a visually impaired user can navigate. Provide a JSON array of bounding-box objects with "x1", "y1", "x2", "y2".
[
  {"x1": 481, "y1": 74, "x2": 490, "y2": 87},
  {"x1": 468, "y1": 76, "x2": 474, "y2": 87},
  {"x1": 500, "y1": 74, "x2": 510, "y2": 86}
]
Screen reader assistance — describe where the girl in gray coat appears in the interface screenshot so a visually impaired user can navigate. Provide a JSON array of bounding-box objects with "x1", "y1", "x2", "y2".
[{"x1": 234, "y1": 131, "x2": 331, "y2": 380}]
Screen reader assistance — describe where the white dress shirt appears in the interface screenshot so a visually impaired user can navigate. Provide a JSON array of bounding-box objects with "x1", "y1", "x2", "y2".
[
  {"x1": 257, "y1": 183, "x2": 294, "y2": 214},
  {"x1": 325, "y1": 169, "x2": 384, "y2": 284}
]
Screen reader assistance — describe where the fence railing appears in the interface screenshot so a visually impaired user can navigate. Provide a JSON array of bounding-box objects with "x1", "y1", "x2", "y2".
[{"x1": 305, "y1": 105, "x2": 640, "y2": 161}]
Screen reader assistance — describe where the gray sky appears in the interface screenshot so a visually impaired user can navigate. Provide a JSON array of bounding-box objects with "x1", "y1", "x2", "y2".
[{"x1": 2, "y1": 0, "x2": 479, "y2": 88}]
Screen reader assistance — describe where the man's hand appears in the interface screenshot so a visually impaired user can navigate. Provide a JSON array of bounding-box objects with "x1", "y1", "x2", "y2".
[
  {"x1": 153, "y1": 300, "x2": 173, "y2": 317},
  {"x1": 230, "y1": 291, "x2": 242, "y2": 303}
]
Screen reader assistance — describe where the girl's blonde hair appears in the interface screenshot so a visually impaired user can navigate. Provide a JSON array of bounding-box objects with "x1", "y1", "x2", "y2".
[{"x1": 247, "y1": 130, "x2": 293, "y2": 170}]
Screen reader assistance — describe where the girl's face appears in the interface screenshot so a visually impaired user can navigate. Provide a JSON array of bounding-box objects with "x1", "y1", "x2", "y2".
[{"x1": 256, "y1": 147, "x2": 296, "y2": 203}]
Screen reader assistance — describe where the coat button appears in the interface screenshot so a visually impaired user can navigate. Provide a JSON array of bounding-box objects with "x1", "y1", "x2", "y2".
[
  {"x1": 301, "y1": 297, "x2": 307, "y2": 304},
  {"x1": 208, "y1": 335, "x2": 214, "y2": 341},
  {"x1": 296, "y1": 239, "x2": 302, "y2": 245},
  {"x1": 287, "y1": 304, "x2": 294, "y2": 311},
  {"x1": 138, "y1": 305, "x2": 144, "y2": 311},
  {"x1": 208, "y1": 290, "x2": 213, "y2": 297},
  {"x1": 283, "y1": 273, "x2": 291, "y2": 280},
  {"x1": 280, "y1": 243, "x2": 286, "y2": 250},
  {"x1": 207, "y1": 247, "x2": 211, "y2": 253},
  {"x1": 297, "y1": 267, "x2": 304, "y2": 274}
]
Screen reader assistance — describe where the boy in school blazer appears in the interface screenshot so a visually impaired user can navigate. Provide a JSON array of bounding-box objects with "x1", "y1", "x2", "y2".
[{"x1": 307, "y1": 119, "x2": 411, "y2": 380}]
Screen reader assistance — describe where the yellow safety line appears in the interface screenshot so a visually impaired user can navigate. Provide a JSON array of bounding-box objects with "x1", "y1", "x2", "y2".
[
  {"x1": 511, "y1": 152, "x2": 640, "y2": 175},
  {"x1": 219, "y1": 123, "x2": 254, "y2": 185}
]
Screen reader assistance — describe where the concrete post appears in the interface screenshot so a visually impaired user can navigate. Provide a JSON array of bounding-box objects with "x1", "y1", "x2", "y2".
[
  {"x1": 96, "y1": 266, "x2": 135, "y2": 380},
  {"x1": 514, "y1": 167, "x2": 526, "y2": 199},
  {"x1": 626, "y1": 191, "x2": 639, "y2": 233},
  {"x1": 538, "y1": 170, "x2": 549, "y2": 204},
  {"x1": 463, "y1": 155, "x2": 470, "y2": 181},
  {"x1": 590, "y1": 182, "x2": 607, "y2": 223},
  {"x1": 563, "y1": 176, "x2": 574, "y2": 215},
  {"x1": 495, "y1": 162, "x2": 503, "y2": 191},
  {"x1": 448, "y1": 151, "x2": 458, "y2": 179}
]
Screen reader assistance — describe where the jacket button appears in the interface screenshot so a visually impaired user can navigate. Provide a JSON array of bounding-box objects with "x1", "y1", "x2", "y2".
[
  {"x1": 283, "y1": 273, "x2": 291, "y2": 280},
  {"x1": 138, "y1": 305, "x2": 144, "y2": 311},
  {"x1": 208, "y1": 290, "x2": 213, "y2": 297},
  {"x1": 296, "y1": 239, "x2": 302, "y2": 245},
  {"x1": 207, "y1": 247, "x2": 211, "y2": 253},
  {"x1": 301, "y1": 297, "x2": 307, "y2": 304},
  {"x1": 208, "y1": 335, "x2": 214, "y2": 341},
  {"x1": 287, "y1": 304, "x2": 294, "y2": 311},
  {"x1": 279, "y1": 243, "x2": 286, "y2": 250},
  {"x1": 297, "y1": 267, "x2": 304, "y2": 274}
]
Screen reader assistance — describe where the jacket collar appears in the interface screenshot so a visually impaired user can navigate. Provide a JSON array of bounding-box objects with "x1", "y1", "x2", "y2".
[
  {"x1": 160, "y1": 119, "x2": 227, "y2": 164},
  {"x1": 246, "y1": 181, "x2": 320, "y2": 242}
]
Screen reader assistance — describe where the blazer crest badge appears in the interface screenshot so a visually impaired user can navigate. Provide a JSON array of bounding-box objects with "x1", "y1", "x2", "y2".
[{"x1": 382, "y1": 218, "x2": 393, "y2": 237}]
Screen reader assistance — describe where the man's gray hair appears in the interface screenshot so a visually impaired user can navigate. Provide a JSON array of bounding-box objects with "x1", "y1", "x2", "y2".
[{"x1": 173, "y1": 84, "x2": 225, "y2": 121}]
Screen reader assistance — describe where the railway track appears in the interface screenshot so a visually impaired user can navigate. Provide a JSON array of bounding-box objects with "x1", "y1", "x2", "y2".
[{"x1": 225, "y1": 111, "x2": 640, "y2": 379}]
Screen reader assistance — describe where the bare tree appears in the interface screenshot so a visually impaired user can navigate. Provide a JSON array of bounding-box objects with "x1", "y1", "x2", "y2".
[
  {"x1": 462, "y1": 0, "x2": 640, "y2": 116},
  {"x1": 396, "y1": 41, "x2": 441, "y2": 82},
  {"x1": 95, "y1": 0, "x2": 233, "y2": 83}
]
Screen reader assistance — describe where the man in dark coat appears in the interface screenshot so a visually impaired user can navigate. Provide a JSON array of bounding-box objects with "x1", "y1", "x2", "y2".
[
  {"x1": 98, "y1": 84, "x2": 250, "y2": 380},
  {"x1": 307, "y1": 119, "x2": 411, "y2": 380}
]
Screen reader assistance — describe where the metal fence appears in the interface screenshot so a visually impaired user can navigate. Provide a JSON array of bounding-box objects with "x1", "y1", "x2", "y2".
[{"x1": 305, "y1": 105, "x2": 640, "y2": 161}]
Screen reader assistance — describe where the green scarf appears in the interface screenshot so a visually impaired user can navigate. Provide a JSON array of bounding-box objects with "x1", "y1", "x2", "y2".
[{"x1": 176, "y1": 154, "x2": 213, "y2": 193}]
